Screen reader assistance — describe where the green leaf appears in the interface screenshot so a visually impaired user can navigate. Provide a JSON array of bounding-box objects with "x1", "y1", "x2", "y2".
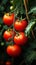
[
  {"x1": 25, "y1": 51, "x2": 36, "y2": 64},
  {"x1": 3, "y1": 25, "x2": 8, "y2": 30},
  {"x1": 0, "y1": 18, "x2": 3, "y2": 24},
  {"x1": 10, "y1": 0, "x2": 25, "y2": 15},
  {"x1": 2, "y1": 0, "x2": 8, "y2": 5},
  {"x1": 25, "y1": 20, "x2": 35, "y2": 36},
  {"x1": 0, "y1": 5, "x2": 4, "y2": 11},
  {"x1": 24, "y1": 39, "x2": 36, "y2": 64},
  {"x1": 28, "y1": 7, "x2": 36, "y2": 14}
]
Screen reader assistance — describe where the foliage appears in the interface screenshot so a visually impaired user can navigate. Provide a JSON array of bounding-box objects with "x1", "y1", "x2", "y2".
[{"x1": 0, "y1": 0, "x2": 36, "y2": 65}]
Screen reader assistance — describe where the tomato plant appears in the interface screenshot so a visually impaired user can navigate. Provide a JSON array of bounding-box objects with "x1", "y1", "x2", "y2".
[
  {"x1": 3, "y1": 13, "x2": 14, "y2": 26},
  {"x1": 3, "y1": 29, "x2": 15, "y2": 41},
  {"x1": 14, "y1": 32, "x2": 28, "y2": 46},
  {"x1": 6, "y1": 45, "x2": 21, "y2": 57},
  {"x1": 14, "y1": 19, "x2": 28, "y2": 31}
]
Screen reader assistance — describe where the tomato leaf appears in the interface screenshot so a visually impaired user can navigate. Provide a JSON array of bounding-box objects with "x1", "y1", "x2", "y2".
[
  {"x1": 25, "y1": 20, "x2": 36, "y2": 36},
  {"x1": 28, "y1": 7, "x2": 36, "y2": 14}
]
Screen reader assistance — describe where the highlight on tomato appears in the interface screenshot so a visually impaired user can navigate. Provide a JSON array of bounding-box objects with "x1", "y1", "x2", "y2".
[
  {"x1": 14, "y1": 32, "x2": 28, "y2": 46},
  {"x1": 6, "y1": 45, "x2": 21, "y2": 57},
  {"x1": 14, "y1": 19, "x2": 28, "y2": 31},
  {"x1": 3, "y1": 13, "x2": 14, "y2": 26},
  {"x1": 3, "y1": 29, "x2": 15, "y2": 41}
]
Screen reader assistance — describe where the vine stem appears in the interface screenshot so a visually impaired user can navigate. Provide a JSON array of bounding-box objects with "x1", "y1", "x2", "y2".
[
  {"x1": 23, "y1": 0, "x2": 35, "y2": 39},
  {"x1": 11, "y1": 13, "x2": 15, "y2": 65},
  {"x1": 23, "y1": 0, "x2": 29, "y2": 22},
  {"x1": 19, "y1": 1, "x2": 35, "y2": 65},
  {"x1": 12, "y1": 13, "x2": 15, "y2": 42}
]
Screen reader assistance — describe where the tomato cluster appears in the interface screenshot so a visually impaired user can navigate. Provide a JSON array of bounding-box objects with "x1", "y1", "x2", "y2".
[{"x1": 3, "y1": 13, "x2": 28, "y2": 57}]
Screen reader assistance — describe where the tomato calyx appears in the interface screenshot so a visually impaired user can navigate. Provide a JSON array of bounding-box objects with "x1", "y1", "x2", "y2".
[
  {"x1": 5, "y1": 13, "x2": 10, "y2": 16},
  {"x1": 7, "y1": 29, "x2": 12, "y2": 32}
]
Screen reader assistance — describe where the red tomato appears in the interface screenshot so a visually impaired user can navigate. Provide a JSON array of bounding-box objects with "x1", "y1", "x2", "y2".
[
  {"x1": 6, "y1": 45, "x2": 21, "y2": 57},
  {"x1": 14, "y1": 32, "x2": 28, "y2": 45},
  {"x1": 3, "y1": 29, "x2": 15, "y2": 41},
  {"x1": 14, "y1": 19, "x2": 28, "y2": 31},
  {"x1": 5, "y1": 61, "x2": 11, "y2": 65},
  {"x1": 3, "y1": 13, "x2": 14, "y2": 26}
]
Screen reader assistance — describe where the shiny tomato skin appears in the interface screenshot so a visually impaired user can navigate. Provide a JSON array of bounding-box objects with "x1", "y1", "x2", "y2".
[
  {"x1": 14, "y1": 20, "x2": 28, "y2": 31},
  {"x1": 3, "y1": 13, "x2": 14, "y2": 26},
  {"x1": 6, "y1": 45, "x2": 21, "y2": 57},
  {"x1": 3, "y1": 30, "x2": 14, "y2": 41},
  {"x1": 5, "y1": 61, "x2": 11, "y2": 65},
  {"x1": 14, "y1": 32, "x2": 28, "y2": 46}
]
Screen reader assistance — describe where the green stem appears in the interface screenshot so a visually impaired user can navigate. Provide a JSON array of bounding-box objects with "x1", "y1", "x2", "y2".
[
  {"x1": 12, "y1": 13, "x2": 15, "y2": 43},
  {"x1": 10, "y1": 13, "x2": 15, "y2": 65},
  {"x1": 12, "y1": 13, "x2": 15, "y2": 65}
]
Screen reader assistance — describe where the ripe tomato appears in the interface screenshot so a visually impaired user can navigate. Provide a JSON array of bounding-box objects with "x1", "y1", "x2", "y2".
[
  {"x1": 3, "y1": 13, "x2": 14, "y2": 26},
  {"x1": 3, "y1": 29, "x2": 15, "y2": 41},
  {"x1": 6, "y1": 45, "x2": 21, "y2": 57},
  {"x1": 14, "y1": 32, "x2": 28, "y2": 46},
  {"x1": 14, "y1": 19, "x2": 28, "y2": 31},
  {"x1": 5, "y1": 61, "x2": 11, "y2": 65}
]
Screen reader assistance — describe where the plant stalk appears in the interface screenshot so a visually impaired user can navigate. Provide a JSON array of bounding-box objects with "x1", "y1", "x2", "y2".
[{"x1": 23, "y1": 0, "x2": 35, "y2": 39}]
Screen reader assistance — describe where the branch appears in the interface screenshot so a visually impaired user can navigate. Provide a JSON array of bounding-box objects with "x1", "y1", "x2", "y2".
[
  {"x1": 23, "y1": 0, "x2": 29, "y2": 22},
  {"x1": 12, "y1": 14, "x2": 15, "y2": 41},
  {"x1": 10, "y1": 13, "x2": 15, "y2": 65},
  {"x1": 23, "y1": 0, "x2": 35, "y2": 39}
]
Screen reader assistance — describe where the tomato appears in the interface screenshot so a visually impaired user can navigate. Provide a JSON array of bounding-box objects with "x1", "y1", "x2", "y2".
[
  {"x1": 3, "y1": 13, "x2": 14, "y2": 26},
  {"x1": 6, "y1": 45, "x2": 21, "y2": 57},
  {"x1": 14, "y1": 19, "x2": 28, "y2": 31},
  {"x1": 14, "y1": 32, "x2": 28, "y2": 46},
  {"x1": 3, "y1": 29, "x2": 15, "y2": 41},
  {"x1": 5, "y1": 61, "x2": 11, "y2": 65}
]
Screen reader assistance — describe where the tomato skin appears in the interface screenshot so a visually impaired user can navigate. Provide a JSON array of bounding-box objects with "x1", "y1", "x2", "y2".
[
  {"x1": 6, "y1": 45, "x2": 21, "y2": 57},
  {"x1": 14, "y1": 32, "x2": 28, "y2": 46},
  {"x1": 3, "y1": 29, "x2": 15, "y2": 41},
  {"x1": 5, "y1": 61, "x2": 11, "y2": 65},
  {"x1": 14, "y1": 20, "x2": 28, "y2": 31},
  {"x1": 3, "y1": 13, "x2": 14, "y2": 26}
]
